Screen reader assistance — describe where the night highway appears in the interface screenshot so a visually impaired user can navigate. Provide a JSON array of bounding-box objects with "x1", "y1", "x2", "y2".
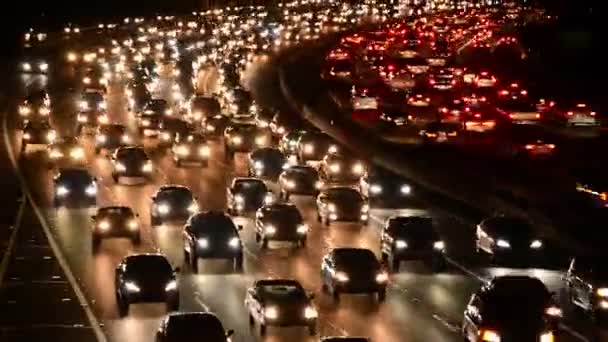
[{"x1": 0, "y1": 1, "x2": 604, "y2": 342}]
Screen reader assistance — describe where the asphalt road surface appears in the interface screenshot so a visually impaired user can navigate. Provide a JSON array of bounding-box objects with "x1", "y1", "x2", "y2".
[{"x1": 2, "y1": 36, "x2": 606, "y2": 342}]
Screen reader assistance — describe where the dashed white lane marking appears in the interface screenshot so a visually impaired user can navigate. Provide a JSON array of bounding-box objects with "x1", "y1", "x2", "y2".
[
  {"x1": 3, "y1": 113, "x2": 108, "y2": 342},
  {"x1": 432, "y1": 314, "x2": 460, "y2": 333},
  {"x1": 0, "y1": 198, "x2": 26, "y2": 286},
  {"x1": 193, "y1": 291, "x2": 210, "y2": 312}
]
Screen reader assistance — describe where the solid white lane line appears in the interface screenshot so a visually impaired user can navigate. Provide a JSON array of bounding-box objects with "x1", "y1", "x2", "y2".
[
  {"x1": 3, "y1": 113, "x2": 107, "y2": 342},
  {"x1": 0, "y1": 197, "x2": 26, "y2": 286}
]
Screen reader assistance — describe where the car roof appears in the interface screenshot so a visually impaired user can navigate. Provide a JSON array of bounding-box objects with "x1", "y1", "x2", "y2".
[
  {"x1": 158, "y1": 184, "x2": 190, "y2": 192},
  {"x1": 485, "y1": 276, "x2": 549, "y2": 296},
  {"x1": 323, "y1": 187, "x2": 361, "y2": 196},
  {"x1": 255, "y1": 278, "x2": 301, "y2": 288},
  {"x1": 482, "y1": 216, "x2": 533, "y2": 235},
  {"x1": 233, "y1": 177, "x2": 265, "y2": 185},
  {"x1": 57, "y1": 168, "x2": 90, "y2": 178}
]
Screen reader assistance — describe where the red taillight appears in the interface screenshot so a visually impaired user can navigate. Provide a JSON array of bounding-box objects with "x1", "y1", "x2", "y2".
[
  {"x1": 474, "y1": 113, "x2": 481, "y2": 118},
  {"x1": 567, "y1": 111, "x2": 573, "y2": 116},
  {"x1": 509, "y1": 114, "x2": 515, "y2": 119},
  {"x1": 535, "y1": 113, "x2": 541, "y2": 119},
  {"x1": 525, "y1": 144, "x2": 535, "y2": 150},
  {"x1": 577, "y1": 103, "x2": 586, "y2": 108},
  {"x1": 547, "y1": 144, "x2": 556, "y2": 149},
  {"x1": 521, "y1": 90, "x2": 527, "y2": 95},
  {"x1": 465, "y1": 107, "x2": 470, "y2": 112},
  {"x1": 510, "y1": 83, "x2": 518, "y2": 88},
  {"x1": 499, "y1": 90, "x2": 509, "y2": 96},
  {"x1": 440, "y1": 107, "x2": 448, "y2": 113},
  {"x1": 481, "y1": 97, "x2": 487, "y2": 102},
  {"x1": 591, "y1": 112, "x2": 596, "y2": 116},
  {"x1": 429, "y1": 79, "x2": 435, "y2": 85}
]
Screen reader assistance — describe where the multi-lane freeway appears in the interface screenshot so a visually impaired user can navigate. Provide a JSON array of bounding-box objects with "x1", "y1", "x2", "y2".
[{"x1": 1, "y1": 2, "x2": 605, "y2": 342}]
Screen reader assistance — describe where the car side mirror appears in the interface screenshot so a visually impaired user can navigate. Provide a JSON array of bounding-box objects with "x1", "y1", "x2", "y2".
[
  {"x1": 226, "y1": 329, "x2": 234, "y2": 337},
  {"x1": 238, "y1": 225, "x2": 244, "y2": 231}
]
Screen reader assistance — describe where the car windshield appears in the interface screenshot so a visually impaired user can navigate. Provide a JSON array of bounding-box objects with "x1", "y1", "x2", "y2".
[
  {"x1": 288, "y1": 167, "x2": 317, "y2": 178},
  {"x1": 182, "y1": 134, "x2": 206, "y2": 144},
  {"x1": 500, "y1": 99, "x2": 537, "y2": 112},
  {"x1": 234, "y1": 180, "x2": 266, "y2": 194},
  {"x1": 334, "y1": 249, "x2": 377, "y2": 267},
  {"x1": 266, "y1": 206, "x2": 302, "y2": 223},
  {"x1": 484, "y1": 279, "x2": 550, "y2": 320},
  {"x1": 84, "y1": 93, "x2": 103, "y2": 102},
  {"x1": 486, "y1": 217, "x2": 533, "y2": 238},
  {"x1": 101, "y1": 125, "x2": 125, "y2": 135},
  {"x1": 326, "y1": 189, "x2": 362, "y2": 202},
  {"x1": 98, "y1": 207, "x2": 131, "y2": 217},
  {"x1": 260, "y1": 282, "x2": 307, "y2": 301},
  {"x1": 117, "y1": 148, "x2": 147, "y2": 160},
  {"x1": 165, "y1": 315, "x2": 226, "y2": 341},
  {"x1": 157, "y1": 188, "x2": 192, "y2": 203},
  {"x1": 253, "y1": 149, "x2": 284, "y2": 162},
  {"x1": 232, "y1": 124, "x2": 257, "y2": 133},
  {"x1": 388, "y1": 217, "x2": 435, "y2": 237},
  {"x1": 126, "y1": 255, "x2": 172, "y2": 274},
  {"x1": 58, "y1": 169, "x2": 91, "y2": 184}
]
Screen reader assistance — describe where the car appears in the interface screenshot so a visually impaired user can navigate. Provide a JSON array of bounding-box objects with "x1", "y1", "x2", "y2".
[
  {"x1": 171, "y1": 132, "x2": 210, "y2": 167},
  {"x1": 419, "y1": 122, "x2": 459, "y2": 143},
  {"x1": 322, "y1": 59, "x2": 352, "y2": 80},
  {"x1": 21, "y1": 121, "x2": 56, "y2": 151},
  {"x1": 110, "y1": 146, "x2": 153, "y2": 183},
  {"x1": 77, "y1": 109, "x2": 109, "y2": 134},
  {"x1": 158, "y1": 118, "x2": 194, "y2": 148},
  {"x1": 151, "y1": 185, "x2": 198, "y2": 226},
  {"x1": 463, "y1": 276, "x2": 560, "y2": 342},
  {"x1": 402, "y1": 56, "x2": 429, "y2": 74},
  {"x1": 497, "y1": 125, "x2": 556, "y2": 158},
  {"x1": 187, "y1": 96, "x2": 221, "y2": 123},
  {"x1": 320, "y1": 248, "x2": 388, "y2": 302},
  {"x1": 473, "y1": 71, "x2": 497, "y2": 88},
  {"x1": 351, "y1": 85, "x2": 380, "y2": 111},
  {"x1": 463, "y1": 112, "x2": 497, "y2": 132},
  {"x1": 549, "y1": 102, "x2": 599, "y2": 127},
  {"x1": 407, "y1": 93, "x2": 431, "y2": 107},
  {"x1": 296, "y1": 132, "x2": 334, "y2": 165},
  {"x1": 92, "y1": 206, "x2": 141, "y2": 249},
  {"x1": 380, "y1": 216, "x2": 446, "y2": 271},
  {"x1": 497, "y1": 82, "x2": 528, "y2": 98},
  {"x1": 53, "y1": 168, "x2": 96, "y2": 208},
  {"x1": 95, "y1": 124, "x2": 131, "y2": 154},
  {"x1": 182, "y1": 211, "x2": 243, "y2": 273},
  {"x1": 565, "y1": 255, "x2": 608, "y2": 321},
  {"x1": 248, "y1": 148, "x2": 286, "y2": 181},
  {"x1": 428, "y1": 68, "x2": 457, "y2": 90},
  {"x1": 78, "y1": 90, "x2": 106, "y2": 113},
  {"x1": 319, "y1": 150, "x2": 366, "y2": 184},
  {"x1": 496, "y1": 97, "x2": 542, "y2": 124},
  {"x1": 18, "y1": 90, "x2": 51, "y2": 126},
  {"x1": 20, "y1": 59, "x2": 49, "y2": 74},
  {"x1": 47, "y1": 137, "x2": 85, "y2": 169},
  {"x1": 438, "y1": 99, "x2": 471, "y2": 124},
  {"x1": 138, "y1": 111, "x2": 163, "y2": 137},
  {"x1": 278, "y1": 165, "x2": 322, "y2": 200},
  {"x1": 461, "y1": 93, "x2": 488, "y2": 109},
  {"x1": 227, "y1": 177, "x2": 274, "y2": 216},
  {"x1": 269, "y1": 113, "x2": 297, "y2": 138},
  {"x1": 359, "y1": 166, "x2": 411, "y2": 206},
  {"x1": 316, "y1": 187, "x2": 369, "y2": 226},
  {"x1": 114, "y1": 254, "x2": 179, "y2": 317},
  {"x1": 140, "y1": 98, "x2": 172, "y2": 117},
  {"x1": 202, "y1": 114, "x2": 231, "y2": 138},
  {"x1": 223, "y1": 123, "x2": 272, "y2": 160},
  {"x1": 245, "y1": 279, "x2": 317, "y2": 336},
  {"x1": 155, "y1": 312, "x2": 234, "y2": 342},
  {"x1": 320, "y1": 338, "x2": 370, "y2": 342},
  {"x1": 476, "y1": 216, "x2": 545, "y2": 265},
  {"x1": 255, "y1": 203, "x2": 307, "y2": 248},
  {"x1": 279, "y1": 130, "x2": 307, "y2": 156}
]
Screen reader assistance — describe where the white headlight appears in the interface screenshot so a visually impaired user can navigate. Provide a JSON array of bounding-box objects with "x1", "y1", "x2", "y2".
[
  {"x1": 375, "y1": 272, "x2": 388, "y2": 283},
  {"x1": 297, "y1": 224, "x2": 308, "y2": 234},
  {"x1": 304, "y1": 306, "x2": 318, "y2": 319},
  {"x1": 395, "y1": 240, "x2": 408, "y2": 249},
  {"x1": 85, "y1": 184, "x2": 97, "y2": 196},
  {"x1": 96, "y1": 134, "x2": 107, "y2": 143},
  {"x1": 370, "y1": 184, "x2": 382, "y2": 194},
  {"x1": 98, "y1": 220, "x2": 111, "y2": 231},
  {"x1": 22, "y1": 63, "x2": 32, "y2": 71},
  {"x1": 115, "y1": 162, "x2": 126, "y2": 172},
  {"x1": 433, "y1": 241, "x2": 445, "y2": 250},
  {"x1": 142, "y1": 162, "x2": 153, "y2": 172},
  {"x1": 496, "y1": 239, "x2": 511, "y2": 248},
  {"x1": 157, "y1": 203, "x2": 170, "y2": 215},
  {"x1": 352, "y1": 163, "x2": 364, "y2": 174},
  {"x1": 56, "y1": 185, "x2": 69, "y2": 196},
  {"x1": 400, "y1": 184, "x2": 411, "y2": 195},
  {"x1": 125, "y1": 281, "x2": 140, "y2": 293},
  {"x1": 329, "y1": 163, "x2": 340, "y2": 173},
  {"x1": 304, "y1": 143, "x2": 314, "y2": 154},
  {"x1": 264, "y1": 193, "x2": 274, "y2": 205},
  {"x1": 198, "y1": 238, "x2": 209, "y2": 248},
  {"x1": 255, "y1": 136, "x2": 267, "y2": 146},
  {"x1": 597, "y1": 288, "x2": 608, "y2": 297},
  {"x1": 232, "y1": 136, "x2": 242, "y2": 144},
  {"x1": 127, "y1": 219, "x2": 138, "y2": 230},
  {"x1": 121, "y1": 134, "x2": 130, "y2": 143},
  {"x1": 254, "y1": 160, "x2": 264, "y2": 169},
  {"x1": 264, "y1": 306, "x2": 278, "y2": 319},
  {"x1": 334, "y1": 271, "x2": 349, "y2": 282},
  {"x1": 530, "y1": 240, "x2": 543, "y2": 249},
  {"x1": 265, "y1": 225, "x2": 276, "y2": 234},
  {"x1": 23, "y1": 132, "x2": 31, "y2": 140},
  {"x1": 39, "y1": 63, "x2": 48, "y2": 71},
  {"x1": 199, "y1": 146, "x2": 210, "y2": 156},
  {"x1": 361, "y1": 204, "x2": 369, "y2": 212},
  {"x1": 228, "y1": 237, "x2": 240, "y2": 248},
  {"x1": 46, "y1": 131, "x2": 57, "y2": 142},
  {"x1": 165, "y1": 279, "x2": 178, "y2": 292},
  {"x1": 188, "y1": 202, "x2": 199, "y2": 213}
]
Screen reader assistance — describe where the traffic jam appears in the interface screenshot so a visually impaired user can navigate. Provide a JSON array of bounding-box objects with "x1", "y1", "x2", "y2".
[
  {"x1": 323, "y1": 6, "x2": 599, "y2": 159},
  {"x1": 14, "y1": 1, "x2": 605, "y2": 342}
]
